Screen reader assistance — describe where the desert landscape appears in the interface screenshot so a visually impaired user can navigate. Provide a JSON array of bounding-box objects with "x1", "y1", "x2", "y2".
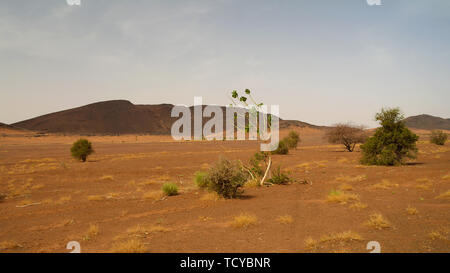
[
  {"x1": 1, "y1": 1, "x2": 449, "y2": 257},
  {"x1": 0, "y1": 113, "x2": 449, "y2": 253}
]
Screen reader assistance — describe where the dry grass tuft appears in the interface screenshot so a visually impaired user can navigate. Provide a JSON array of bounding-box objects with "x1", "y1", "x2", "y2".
[
  {"x1": 230, "y1": 213, "x2": 258, "y2": 229},
  {"x1": 371, "y1": 179, "x2": 399, "y2": 190},
  {"x1": 200, "y1": 192, "x2": 221, "y2": 201},
  {"x1": 442, "y1": 174, "x2": 450, "y2": 180},
  {"x1": 55, "y1": 195, "x2": 71, "y2": 205},
  {"x1": 143, "y1": 191, "x2": 165, "y2": 201},
  {"x1": 406, "y1": 206, "x2": 418, "y2": 215},
  {"x1": 276, "y1": 215, "x2": 293, "y2": 225},
  {"x1": 428, "y1": 230, "x2": 448, "y2": 241},
  {"x1": 84, "y1": 224, "x2": 99, "y2": 240},
  {"x1": 326, "y1": 190, "x2": 359, "y2": 204},
  {"x1": 88, "y1": 195, "x2": 104, "y2": 201},
  {"x1": 99, "y1": 175, "x2": 114, "y2": 181},
  {"x1": 365, "y1": 213, "x2": 391, "y2": 230},
  {"x1": 339, "y1": 183, "x2": 353, "y2": 191},
  {"x1": 305, "y1": 231, "x2": 363, "y2": 251},
  {"x1": 336, "y1": 174, "x2": 367, "y2": 183},
  {"x1": 435, "y1": 190, "x2": 450, "y2": 200},
  {"x1": 349, "y1": 202, "x2": 368, "y2": 211},
  {"x1": 110, "y1": 239, "x2": 147, "y2": 253},
  {"x1": 0, "y1": 241, "x2": 20, "y2": 251}
]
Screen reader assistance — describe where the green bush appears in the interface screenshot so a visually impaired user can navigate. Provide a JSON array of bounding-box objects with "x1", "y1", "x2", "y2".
[
  {"x1": 271, "y1": 139, "x2": 289, "y2": 155},
  {"x1": 70, "y1": 139, "x2": 94, "y2": 162},
  {"x1": 360, "y1": 108, "x2": 419, "y2": 166},
  {"x1": 162, "y1": 182, "x2": 178, "y2": 196},
  {"x1": 285, "y1": 131, "x2": 300, "y2": 149},
  {"x1": 249, "y1": 152, "x2": 268, "y2": 177},
  {"x1": 205, "y1": 157, "x2": 247, "y2": 198},
  {"x1": 194, "y1": 171, "x2": 208, "y2": 188},
  {"x1": 267, "y1": 166, "x2": 291, "y2": 185},
  {"x1": 430, "y1": 130, "x2": 447, "y2": 145}
]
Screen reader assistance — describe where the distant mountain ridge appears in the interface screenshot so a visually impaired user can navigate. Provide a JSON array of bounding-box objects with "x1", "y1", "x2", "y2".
[
  {"x1": 403, "y1": 114, "x2": 450, "y2": 130},
  {"x1": 11, "y1": 100, "x2": 322, "y2": 135}
]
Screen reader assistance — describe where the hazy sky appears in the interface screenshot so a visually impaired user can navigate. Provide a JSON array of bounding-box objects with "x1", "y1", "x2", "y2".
[{"x1": 1, "y1": 0, "x2": 449, "y2": 127}]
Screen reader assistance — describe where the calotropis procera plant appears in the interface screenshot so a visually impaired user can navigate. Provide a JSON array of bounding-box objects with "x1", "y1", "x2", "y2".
[
  {"x1": 228, "y1": 89, "x2": 271, "y2": 133},
  {"x1": 228, "y1": 89, "x2": 272, "y2": 186}
]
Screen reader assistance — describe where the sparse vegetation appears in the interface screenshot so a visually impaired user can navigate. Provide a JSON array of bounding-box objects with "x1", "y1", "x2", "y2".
[
  {"x1": 204, "y1": 157, "x2": 247, "y2": 198},
  {"x1": 193, "y1": 171, "x2": 208, "y2": 188},
  {"x1": 365, "y1": 213, "x2": 391, "y2": 230},
  {"x1": 161, "y1": 182, "x2": 178, "y2": 196},
  {"x1": 70, "y1": 139, "x2": 94, "y2": 162},
  {"x1": 271, "y1": 139, "x2": 289, "y2": 155},
  {"x1": 430, "y1": 130, "x2": 447, "y2": 145},
  {"x1": 0, "y1": 240, "x2": 20, "y2": 251},
  {"x1": 305, "y1": 231, "x2": 363, "y2": 251},
  {"x1": 406, "y1": 206, "x2": 418, "y2": 215},
  {"x1": 326, "y1": 123, "x2": 366, "y2": 152},
  {"x1": 435, "y1": 190, "x2": 450, "y2": 200},
  {"x1": 276, "y1": 215, "x2": 293, "y2": 225},
  {"x1": 231, "y1": 213, "x2": 258, "y2": 228},
  {"x1": 326, "y1": 189, "x2": 359, "y2": 204},
  {"x1": 360, "y1": 108, "x2": 419, "y2": 166},
  {"x1": 284, "y1": 131, "x2": 300, "y2": 149},
  {"x1": 371, "y1": 179, "x2": 399, "y2": 190},
  {"x1": 110, "y1": 239, "x2": 147, "y2": 253},
  {"x1": 267, "y1": 165, "x2": 292, "y2": 185}
]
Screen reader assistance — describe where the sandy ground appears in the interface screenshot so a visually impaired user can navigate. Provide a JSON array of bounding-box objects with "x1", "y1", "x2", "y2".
[{"x1": 0, "y1": 128, "x2": 449, "y2": 253}]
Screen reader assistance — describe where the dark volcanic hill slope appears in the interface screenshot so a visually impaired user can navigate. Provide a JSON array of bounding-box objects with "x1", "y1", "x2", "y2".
[
  {"x1": 12, "y1": 100, "x2": 176, "y2": 134},
  {"x1": 12, "y1": 100, "x2": 321, "y2": 135},
  {"x1": 404, "y1": 114, "x2": 450, "y2": 130}
]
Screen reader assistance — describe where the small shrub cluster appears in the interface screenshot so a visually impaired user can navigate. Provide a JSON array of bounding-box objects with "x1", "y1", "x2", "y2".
[
  {"x1": 430, "y1": 130, "x2": 447, "y2": 145},
  {"x1": 193, "y1": 171, "x2": 208, "y2": 188},
  {"x1": 271, "y1": 139, "x2": 289, "y2": 155},
  {"x1": 201, "y1": 157, "x2": 248, "y2": 198},
  {"x1": 267, "y1": 166, "x2": 292, "y2": 185},
  {"x1": 271, "y1": 130, "x2": 300, "y2": 154},
  {"x1": 161, "y1": 182, "x2": 178, "y2": 196},
  {"x1": 285, "y1": 131, "x2": 300, "y2": 149}
]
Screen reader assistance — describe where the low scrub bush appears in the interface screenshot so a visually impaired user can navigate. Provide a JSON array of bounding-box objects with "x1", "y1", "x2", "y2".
[
  {"x1": 194, "y1": 171, "x2": 208, "y2": 188},
  {"x1": 267, "y1": 166, "x2": 291, "y2": 185},
  {"x1": 271, "y1": 139, "x2": 289, "y2": 155},
  {"x1": 430, "y1": 130, "x2": 447, "y2": 145},
  {"x1": 205, "y1": 157, "x2": 247, "y2": 198},
  {"x1": 285, "y1": 131, "x2": 300, "y2": 149},
  {"x1": 161, "y1": 182, "x2": 178, "y2": 196}
]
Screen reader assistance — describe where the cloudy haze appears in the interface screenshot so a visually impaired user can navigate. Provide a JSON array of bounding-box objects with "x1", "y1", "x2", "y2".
[{"x1": 1, "y1": 0, "x2": 449, "y2": 127}]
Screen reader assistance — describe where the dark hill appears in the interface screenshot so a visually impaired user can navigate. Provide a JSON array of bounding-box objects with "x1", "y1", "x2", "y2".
[
  {"x1": 403, "y1": 114, "x2": 450, "y2": 130},
  {"x1": 12, "y1": 100, "x2": 322, "y2": 135}
]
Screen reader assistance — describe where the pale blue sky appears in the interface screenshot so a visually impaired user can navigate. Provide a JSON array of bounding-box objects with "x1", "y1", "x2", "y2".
[{"x1": 1, "y1": 0, "x2": 449, "y2": 127}]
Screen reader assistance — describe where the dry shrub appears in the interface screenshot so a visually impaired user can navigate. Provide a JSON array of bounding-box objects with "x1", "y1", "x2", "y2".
[
  {"x1": 276, "y1": 215, "x2": 293, "y2": 225},
  {"x1": 371, "y1": 179, "x2": 399, "y2": 190},
  {"x1": 230, "y1": 213, "x2": 258, "y2": 229},
  {"x1": 326, "y1": 190, "x2": 359, "y2": 204},
  {"x1": 406, "y1": 206, "x2": 418, "y2": 215},
  {"x1": 110, "y1": 239, "x2": 147, "y2": 253},
  {"x1": 365, "y1": 213, "x2": 391, "y2": 230},
  {"x1": 326, "y1": 124, "x2": 367, "y2": 152},
  {"x1": 435, "y1": 190, "x2": 450, "y2": 200}
]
